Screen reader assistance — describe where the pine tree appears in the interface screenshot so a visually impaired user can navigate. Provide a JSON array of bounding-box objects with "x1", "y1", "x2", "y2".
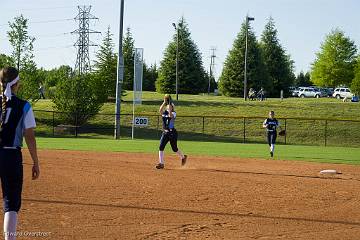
[
  {"x1": 122, "y1": 27, "x2": 135, "y2": 90},
  {"x1": 351, "y1": 56, "x2": 360, "y2": 95},
  {"x1": 156, "y1": 17, "x2": 207, "y2": 94},
  {"x1": 295, "y1": 71, "x2": 312, "y2": 87},
  {"x1": 93, "y1": 26, "x2": 118, "y2": 99},
  {"x1": 311, "y1": 29, "x2": 357, "y2": 87},
  {"x1": 260, "y1": 17, "x2": 295, "y2": 97},
  {"x1": 219, "y1": 21, "x2": 269, "y2": 97},
  {"x1": 143, "y1": 63, "x2": 158, "y2": 91}
]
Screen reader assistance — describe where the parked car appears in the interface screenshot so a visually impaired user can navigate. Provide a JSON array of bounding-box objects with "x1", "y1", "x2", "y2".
[
  {"x1": 318, "y1": 88, "x2": 332, "y2": 97},
  {"x1": 297, "y1": 87, "x2": 322, "y2": 98},
  {"x1": 332, "y1": 88, "x2": 354, "y2": 99},
  {"x1": 290, "y1": 87, "x2": 300, "y2": 97},
  {"x1": 326, "y1": 88, "x2": 334, "y2": 97}
]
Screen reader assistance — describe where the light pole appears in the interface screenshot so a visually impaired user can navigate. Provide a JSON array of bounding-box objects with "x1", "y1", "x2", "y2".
[
  {"x1": 244, "y1": 15, "x2": 254, "y2": 101},
  {"x1": 172, "y1": 22, "x2": 179, "y2": 101},
  {"x1": 115, "y1": 0, "x2": 125, "y2": 139}
]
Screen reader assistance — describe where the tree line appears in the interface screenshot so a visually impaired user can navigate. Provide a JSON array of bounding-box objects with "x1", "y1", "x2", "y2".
[{"x1": 1, "y1": 14, "x2": 360, "y2": 124}]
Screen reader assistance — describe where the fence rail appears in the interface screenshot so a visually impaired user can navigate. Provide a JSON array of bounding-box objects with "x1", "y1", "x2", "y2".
[{"x1": 33, "y1": 110, "x2": 360, "y2": 148}]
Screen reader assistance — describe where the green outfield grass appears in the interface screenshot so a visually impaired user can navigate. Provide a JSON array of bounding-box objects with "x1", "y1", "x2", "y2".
[{"x1": 35, "y1": 137, "x2": 360, "y2": 165}]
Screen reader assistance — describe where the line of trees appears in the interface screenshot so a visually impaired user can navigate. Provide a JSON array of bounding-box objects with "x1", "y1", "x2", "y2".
[{"x1": 1, "y1": 14, "x2": 360, "y2": 124}]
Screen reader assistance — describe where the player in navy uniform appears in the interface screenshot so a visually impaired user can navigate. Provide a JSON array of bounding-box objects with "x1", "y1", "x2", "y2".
[
  {"x1": 156, "y1": 94, "x2": 187, "y2": 169},
  {"x1": 263, "y1": 111, "x2": 282, "y2": 157},
  {"x1": 0, "y1": 67, "x2": 40, "y2": 240}
]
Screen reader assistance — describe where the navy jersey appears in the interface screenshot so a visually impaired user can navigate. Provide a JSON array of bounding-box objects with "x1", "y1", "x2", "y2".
[
  {"x1": 162, "y1": 110, "x2": 176, "y2": 130},
  {"x1": 0, "y1": 95, "x2": 36, "y2": 148},
  {"x1": 263, "y1": 118, "x2": 279, "y2": 132}
]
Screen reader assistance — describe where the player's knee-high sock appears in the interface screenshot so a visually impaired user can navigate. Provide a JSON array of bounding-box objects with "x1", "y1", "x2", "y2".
[
  {"x1": 159, "y1": 151, "x2": 164, "y2": 164},
  {"x1": 176, "y1": 149, "x2": 185, "y2": 160},
  {"x1": 4, "y1": 211, "x2": 17, "y2": 240},
  {"x1": 270, "y1": 144, "x2": 275, "y2": 153}
]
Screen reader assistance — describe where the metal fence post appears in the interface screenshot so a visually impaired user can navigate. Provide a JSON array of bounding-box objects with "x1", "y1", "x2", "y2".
[
  {"x1": 52, "y1": 111, "x2": 55, "y2": 137},
  {"x1": 75, "y1": 113, "x2": 78, "y2": 138},
  {"x1": 202, "y1": 116, "x2": 205, "y2": 134},
  {"x1": 284, "y1": 118, "x2": 287, "y2": 145},
  {"x1": 325, "y1": 120, "x2": 328, "y2": 147},
  {"x1": 243, "y1": 117, "x2": 246, "y2": 143}
]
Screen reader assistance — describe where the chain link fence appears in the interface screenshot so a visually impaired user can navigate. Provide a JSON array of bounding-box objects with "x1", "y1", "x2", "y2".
[{"x1": 34, "y1": 110, "x2": 360, "y2": 147}]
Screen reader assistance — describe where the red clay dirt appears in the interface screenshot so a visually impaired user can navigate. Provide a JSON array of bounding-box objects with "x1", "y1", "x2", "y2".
[{"x1": 2, "y1": 150, "x2": 360, "y2": 240}]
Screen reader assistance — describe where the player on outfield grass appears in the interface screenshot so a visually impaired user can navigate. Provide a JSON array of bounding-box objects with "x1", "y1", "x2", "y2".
[
  {"x1": 0, "y1": 67, "x2": 40, "y2": 240},
  {"x1": 156, "y1": 94, "x2": 187, "y2": 169},
  {"x1": 262, "y1": 110, "x2": 284, "y2": 158}
]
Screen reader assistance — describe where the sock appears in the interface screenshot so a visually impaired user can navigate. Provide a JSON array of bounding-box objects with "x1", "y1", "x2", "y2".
[
  {"x1": 4, "y1": 211, "x2": 17, "y2": 240},
  {"x1": 159, "y1": 151, "x2": 164, "y2": 164},
  {"x1": 270, "y1": 144, "x2": 275, "y2": 153},
  {"x1": 176, "y1": 150, "x2": 185, "y2": 160}
]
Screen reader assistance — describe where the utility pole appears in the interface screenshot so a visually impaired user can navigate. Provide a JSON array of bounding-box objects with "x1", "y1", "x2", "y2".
[
  {"x1": 244, "y1": 15, "x2": 254, "y2": 101},
  {"x1": 209, "y1": 47, "x2": 216, "y2": 95},
  {"x1": 72, "y1": 5, "x2": 100, "y2": 75},
  {"x1": 115, "y1": 0, "x2": 125, "y2": 139}
]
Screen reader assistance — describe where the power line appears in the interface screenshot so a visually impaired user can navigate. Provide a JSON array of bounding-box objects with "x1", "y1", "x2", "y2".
[
  {"x1": 35, "y1": 32, "x2": 72, "y2": 39},
  {"x1": 34, "y1": 45, "x2": 74, "y2": 52},
  {"x1": 30, "y1": 18, "x2": 74, "y2": 24},
  {"x1": 0, "y1": 18, "x2": 74, "y2": 27},
  {"x1": 19, "y1": 6, "x2": 76, "y2": 11}
]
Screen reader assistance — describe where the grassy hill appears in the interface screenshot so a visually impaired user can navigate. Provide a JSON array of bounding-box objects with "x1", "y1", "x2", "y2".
[
  {"x1": 34, "y1": 91, "x2": 360, "y2": 120},
  {"x1": 32, "y1": 92, "x2": 360, "y2": 147}
]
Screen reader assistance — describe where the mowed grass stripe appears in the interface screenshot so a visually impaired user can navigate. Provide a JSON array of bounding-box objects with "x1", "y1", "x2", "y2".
[{"x1": 34, "y1": 137, "x2": 360, "y2": 165}]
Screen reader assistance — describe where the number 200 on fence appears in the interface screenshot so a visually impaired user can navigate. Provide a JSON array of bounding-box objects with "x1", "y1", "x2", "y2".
[{"x1": 134, "y1": 117, "x2": 148, "y2": 127}]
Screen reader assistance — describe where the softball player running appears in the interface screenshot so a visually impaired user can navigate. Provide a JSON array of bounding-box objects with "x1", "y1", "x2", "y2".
[
  {"x1": 156, "y1": 94, "x2": 187, "y2": 169},
  {"x1": 262, "y1": 111, "x2": 282, "y2": 157},
  {"x1": 0, "y1": 67, "x2": 40, "y2": 240}
]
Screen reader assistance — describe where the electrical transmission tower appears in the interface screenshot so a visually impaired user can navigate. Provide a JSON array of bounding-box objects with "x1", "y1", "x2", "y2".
[
  {"x1": 209, "y1": 47, "x2": 217, "y2": 94},
  {"x1": 72, "y1": 5, "x2": 100, "y2": 75}
]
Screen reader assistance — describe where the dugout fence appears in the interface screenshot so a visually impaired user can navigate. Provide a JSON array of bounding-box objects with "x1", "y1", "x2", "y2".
[{"x1": 33, "y1": 110, "x2": 360, "y2": 148}]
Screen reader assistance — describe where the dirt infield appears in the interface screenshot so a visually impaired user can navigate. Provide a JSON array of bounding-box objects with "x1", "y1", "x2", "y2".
[{"x1": 4, "y1": 150, "x2": 360, "y2": 239}]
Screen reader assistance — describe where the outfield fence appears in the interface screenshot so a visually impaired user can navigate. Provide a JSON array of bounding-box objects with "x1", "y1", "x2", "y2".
[{"x1": 33, "y1": 110, "x2": 360, "y2": 148}]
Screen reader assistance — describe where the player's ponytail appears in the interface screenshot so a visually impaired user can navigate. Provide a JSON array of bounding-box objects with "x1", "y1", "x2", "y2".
[
  {"x1": 164, "y1": 94, "x2": 173, "y2": 105},
  {"x1": 0, "y1": 67, "x2": 19, "y2": 134},
  {"x1": 0, "y1": 69, "x2": 7, "y2": 132}
]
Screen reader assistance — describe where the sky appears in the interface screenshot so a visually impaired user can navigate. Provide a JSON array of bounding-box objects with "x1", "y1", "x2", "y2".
[{"x1": 1, "y1": 0, "x2": 359, "y2": 80}]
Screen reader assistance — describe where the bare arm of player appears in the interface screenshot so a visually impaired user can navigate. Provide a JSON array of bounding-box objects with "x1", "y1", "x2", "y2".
[
  {"x1": 168, "y1": 104, "x2": 174, "y2": 118},
  {"x1": 159, "y1": 102, "x2": 166, "y2": 114},
  {"x1": 24, "y1": 128, "x2": 40, "y2": 180},
  {"x1": 262, "y1": 120, "x2": 268, "y2": 128}
]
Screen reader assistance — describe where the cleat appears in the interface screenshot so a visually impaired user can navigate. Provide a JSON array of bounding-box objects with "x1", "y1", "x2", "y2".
[
  {"x1": 155, "y1": 163, "x2": 164, "y2": 169},
  {"x1": 270, "y1": 152, "x2": 273, "y2": 157},
  {"x1": 181, "y1": 155, "x2": 188, "y2": 166}
]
